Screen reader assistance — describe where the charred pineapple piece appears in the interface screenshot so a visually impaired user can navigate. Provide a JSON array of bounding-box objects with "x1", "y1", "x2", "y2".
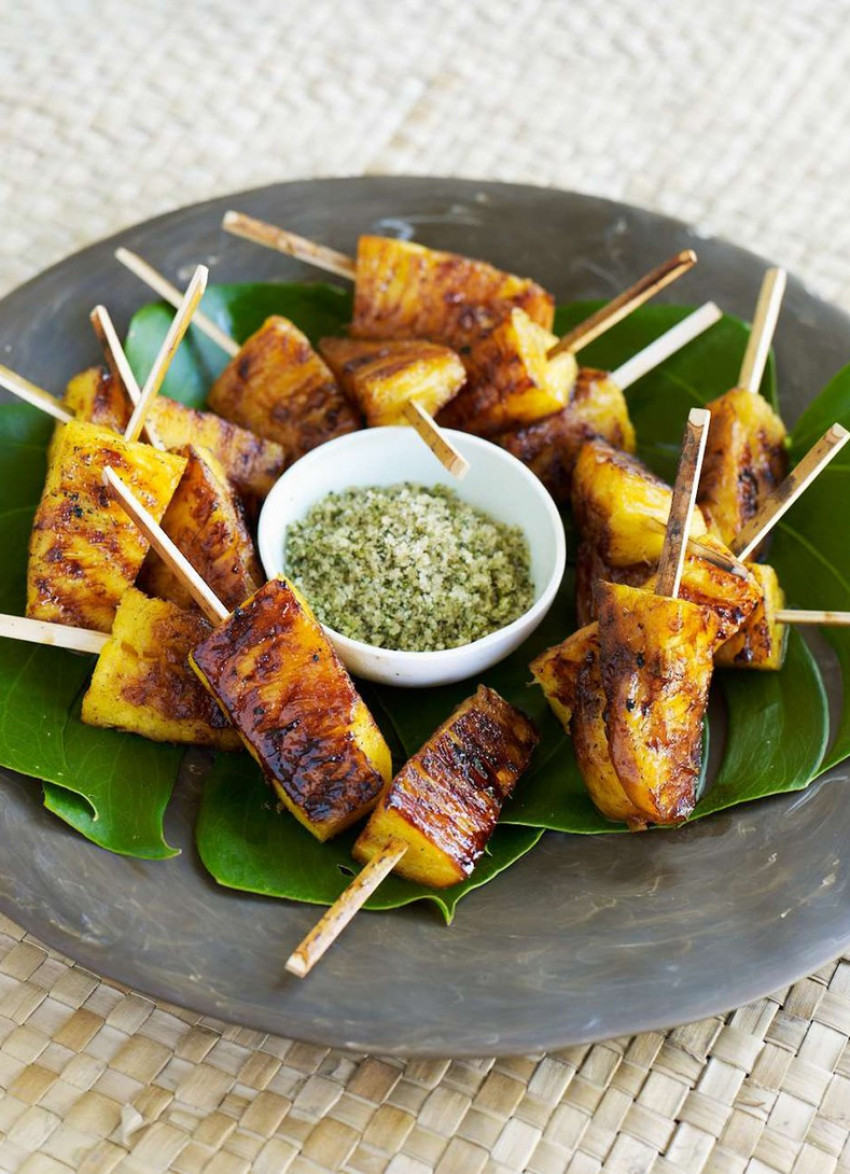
[
  {"x1": 572, "y1": 439, "x2": 708, "y2": 567},
  {"x1": 437, "y1": 309, "x2": 576, "y2": 435},
  {"x1": 208, "y1": 316, "x2": 360, "y2": 459},
  {"x1": 147, "y1": 397, "x2": 286, "y2": 513},
  {"x1": 351, "y1": 235, "x2": 555, "y2": 350},
  {"x1": 138, "y1": 444, "x2": 263, "y2": 612},
  {"x1": 27, "y1": 421, "x2": 186, "y2": 632},
  {"x1": 697, "y1": 387, "x2": 788, "y2": 547},
  {"x1": 62, "y1": 366, "x2": 131, "y2": 433},
  {"x1": 531, "y1": 625, "x2": 651, "y2": 828},
  {"x1": 715, "y1": 562, "x2": 788, "y2": 670},
  {"x1": 190, "y1": 578, "x2": 391, "y2": 841},
  {"x1": 492, "y1": 369, "x2": 636, "y2": 505},
  {"x1": 578, "y1": 532, "x2": 762, "y2": 643},
  {"x1": 319, "y1": 336, "x2": 466, "y2": 427},
  {"x1": 82, "y1": 588, "x2": 240, "y2": 749},
  {"x1": 597, "y1": 581, "x2": 721, "y2": 826},
  {"x1": 63, "y1": 377, "x2": 285, "y2": 513},
  {"x1": 574, "y1": 542, "x2": 649, "y2": 627},
  {"x1": 352, "y1": 686, "x2": 538, "y2": 888}
]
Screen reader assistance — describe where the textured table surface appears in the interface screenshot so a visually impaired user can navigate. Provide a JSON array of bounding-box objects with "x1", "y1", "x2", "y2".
[{"x1": 3, "y1": 2, "x2": 850, "y2": 1172}]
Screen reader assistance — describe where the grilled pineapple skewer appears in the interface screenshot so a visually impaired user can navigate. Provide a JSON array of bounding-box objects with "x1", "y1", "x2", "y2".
[
  {"x1": 286, "y1": 685, "x2": 539, "y2": 977},
  {"x1": 63, "y1": 365, "x2": 286, "y2": 514},
  {"x1": 319, "y1": 336, "x2": 466, "y2": 427},
  {"x1": 697, "y1": 268, "x2": 789, "y2": 547},
  {"x1": 104, "y1": 469, "x2": 392, "y2": 842},
  {"x1": 0, "y1": 597, "x2": 240, "y2": 749},
  {"x1": 574, "y1": 424, "x2": 850, "y2": 669},
  {"x1": 26, "y1": 419, "x2": 186, "y2": 632},
  {"x1": 438, "y1": 253, "x2": 698, "y2": 437},
  {"x1": 208, "y1": 315, "x2": 361, "y2": 458},
  {"x1": 494, "y1": 303, "x2": 721, "y2": 506},
  {"x1": 116, "y1": 248, "x2": 469, "y2": 477},
  {"x1": 222, "y1": 210, "x2": 555, "y2": 349},
  {"x1": 535, "y1": 410, "x2": 718, "y2": 827},
  {"x1": 138, "y1": 444, "x2": 262, "y2": 613}
]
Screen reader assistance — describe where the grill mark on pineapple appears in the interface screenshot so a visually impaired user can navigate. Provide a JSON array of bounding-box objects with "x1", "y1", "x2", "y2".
[{"x1": 191, "y1": 579, "x2": 385, "y2": 832}]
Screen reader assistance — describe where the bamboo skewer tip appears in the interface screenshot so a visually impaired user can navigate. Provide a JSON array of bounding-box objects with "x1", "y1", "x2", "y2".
[
  {"x1": 402, "y1": 401, "x2": 470, "y2": 479},
  {"x1": 285, "y1": 840, "x2": 409, "y2": 978},
  {"x1": 655, "y1": 408, "x2": 711, "y2": 599},
  {"x1": 739, "y1": 266, "x2": 787, "y2": 394},
  {"x1": 548, "y1": 249, "x2": 699, "y2": 360}
]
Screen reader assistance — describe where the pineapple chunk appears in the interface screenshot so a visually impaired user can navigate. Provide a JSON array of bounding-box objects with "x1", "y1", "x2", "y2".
[
  {"x1": 82, "y1": 588, "x2": 240, "y2": 749},
  {"x1": 138, "y1": 444, "x2": 262, "y2": 612},
  {"x1": 491, "y1": 369, "x2": 635, "y2": 505},
  {"x1": 572, "y1": 438, "x2": 708, "y2": 567},
  {"x1": 27, "y1": 421, "x2": 186, "y2": 632},
  {"x1": 62, "y1": 374, "x2": 286, "y2": 513},
  {"x1": 530, "y1": 625, "x2": 652, "y2": 828},
  {"x1": 208, "y1": 316, "x2": 360, "y2": 459},
  {"x1": 574, "y1": 542, "x2": 650, "y2": 627},
  {"x1": 63, "y1": 366, "x2": 131, "y2": 433},
  {"x1": 715, "y1": 562, "x2": 788, "y2": 670},
  {"x1": 437, "y1": 309, "x2": 576, "y2": 434},
  {"x1": 577, "y1": 533, "x2": 762, "y2": 643},
  {"x1": 597, "y1": 582, "x2": 720, "y2": 826},
  {"x1": 190, "y1": 578, "x2": 391, "y2": 842},
  {"x1": 351, "y1": 235, "x2": 555, "y2": 350},
  {"x1": 530, "y1": 625, "x2": 594, "y2": 731},
  {"x1": 352, "y1": 686, "x2": 538, "y2": 888},
  {"x1": 319, "y1": 336, "x2": 466, "y2": 427},
  {"x1": 697, "y1": 387, "x2": 788, "y2": 547},
  {"x1": 148, "y1": 397, "x2": 286, "y2": 512}
]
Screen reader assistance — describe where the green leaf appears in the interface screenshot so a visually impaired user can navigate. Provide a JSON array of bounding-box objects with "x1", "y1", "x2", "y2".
[
  {"x1": 124, "y1": 282, "x2": 352, "y2": 408},
  {"x1": 700, "y1": 630, "x2": 828, "y2": 814},
  {"x1": 196, "y1": 752, "x2": 543, "y2": 923},
  {"x1": 789, "y1": 365, "x2": 850, "y2": 462},
  {"x1": 0, "y1": 404, "x2": 180, "y2": 858}
]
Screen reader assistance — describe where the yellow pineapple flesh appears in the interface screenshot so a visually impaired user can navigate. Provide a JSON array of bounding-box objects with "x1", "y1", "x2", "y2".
[
  {"x1": 492, "y1": 368, "x2": 635, "y2": 505},
  {"x1": 437, "y1": 309, "x2": 576, "y2": 435},
  {"x1": 190, "y1": 577, "x2": 392, "y2": 842},
  {"x1": 352, "y1": 686, "x2": 538, "y2": 888},
  {"x1": 697, "y1": 387, "x2": 789, "y2": 547},
  {"x1": 351, "y1": 235, "x2": 555, "y2": 350},
  {"x1": 82, "y1": 587, "x2": 240, "y2": 749},
  {"x1": 138, "y1": 444, "x2": 263, "y2": 613},
  {"x1": 319, "y1": 336, "x2": 466, "y2": 426},
  {"x1": 208, "y1": 316, "x2": 360, "y2": 460},
  {"x1": 714, "y1": 562, "x2": 788, "y2": 670},
  {"x1": 27, "y1": 421, "x2": 186, "y2": 632}
]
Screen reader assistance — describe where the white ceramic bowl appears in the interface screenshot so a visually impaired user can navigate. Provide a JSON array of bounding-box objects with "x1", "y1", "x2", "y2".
[{"x1": 257, "y1": 427, "x2": 566, "y2": 687}]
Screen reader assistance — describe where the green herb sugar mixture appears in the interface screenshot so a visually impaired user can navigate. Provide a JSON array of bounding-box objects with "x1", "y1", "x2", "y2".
[{"x1": 285, "y1": 483, "x2": 534, "y2": 651}]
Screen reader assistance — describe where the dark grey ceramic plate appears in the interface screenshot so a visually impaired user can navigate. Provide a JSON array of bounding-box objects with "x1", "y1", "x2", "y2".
[{"x1": 1, "y1": 178, "x2": 849, "y2": 1057}]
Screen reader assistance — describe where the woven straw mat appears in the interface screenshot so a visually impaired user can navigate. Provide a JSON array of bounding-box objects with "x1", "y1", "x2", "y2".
[{"x1": 4, "y1": 1, "x2": 850, "y2": 1171}]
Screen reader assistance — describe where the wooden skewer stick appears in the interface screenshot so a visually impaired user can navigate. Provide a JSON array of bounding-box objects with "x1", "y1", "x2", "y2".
[
  {"x1": 0, "y1": 363, "x2": 72, "y2": 424},
  {"x1": 103, "y1": 467, "x2": 229, "y2": 625},
  {"x1": 610, "y1": 302, "x2": 723, "y2": 390},
  {"x1": 731, "y1": 423, "x2": 850, "y2": 560},
  {"x1": 90, "y1": 305, "x2": 166, "y2": 451},
  {"x1": 548, "y1": 250, "x2": 698, "y2": 360},
  {"x1": 222, "y1": 211, "x2": 357, "y2": 281},
  {"x1": 402, "y1": 400, "x2": 470, "y2": 480},
  {"x1": 0, "y1": 614, "x2": 107, "y2": 655},
  {"x1": 776, "y1": 609, "x2": 850, "y2": 626},
  {"x1": 656, "y1": 408, "x2": 711, "y2": 599},
  {"x1": 123, "y1": 265, "x2": 208, "y2": 444},
  {"x1": 285, "y1": 839, "x2": 408, "y2": 978},
  {"x1": 115, "y1": 248, "x2": 239, "y2": 358},
  {"x1": 738, "y1": 267, "x2": 787, "y2": 394}
]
